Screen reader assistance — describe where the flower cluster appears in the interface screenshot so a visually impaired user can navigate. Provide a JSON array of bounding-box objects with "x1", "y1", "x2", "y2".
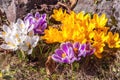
[
  {"x1": 24, "y1": 12, "x2": 47, "y2": 34},
  {"x1": 42, "y1": 8, "x2": 120, "y2": 58},
  {"x1": 52, "y1": 42, "x2": 95, "y2": 64},
  {"x1": 0, "y1": 12, "x2": 47, "y2": 54}
]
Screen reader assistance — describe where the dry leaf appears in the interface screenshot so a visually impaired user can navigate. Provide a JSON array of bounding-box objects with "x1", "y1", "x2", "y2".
[
  {"x1": 3, "y1": 0, "x2": 16, "y2": 23},
  {"x1": 69, "y1": 0, "x2": 78, "y2": 9},
  {"x1": 18, "y1": 0, "x2": 28, "y2": 4},
  {"x1": 45, "y1": 56, "x2": 57, "y2": 75}
]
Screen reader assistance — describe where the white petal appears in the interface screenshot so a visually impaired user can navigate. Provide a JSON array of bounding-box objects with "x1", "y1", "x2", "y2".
[
  {"x1": 3, "y1": 25, "x2": 11, "y2": 33},
  {"x1": 0, "y1": 32, "x2": 4, "y2": 38},
  {"x1": 28, "y1": 24, "x2": 34, "y2": 32},
  {"x1": 19, "y1": 44, "x2": 29, "y2": 51},
  {"x1": 25, "y1": 19, "x2": 30, "y2": 28},
  {"x1": 17, "y1": 19, "x2": 24, "y2": 25},
  {"x1": 11, "y1": 23, "x2": 16, "y2": 29},
  {"x1": 4, "y1": 37, "x2": 13, "y2": 43},
  {"x1": 31, "y1": 36, "x2": 39, "y2": 47},
  {"x1": 25, "y1": 36, "x2": 31, "y2": 42},
  {"x1": 17, "y1": 19, "x2": 25, "y2": 29},
  {"x1": 27, "y1": 49, "x2": 33, "y2": 55},
  {"x1": 0, "y1": 44, "x2": 17, "y2": 50}
]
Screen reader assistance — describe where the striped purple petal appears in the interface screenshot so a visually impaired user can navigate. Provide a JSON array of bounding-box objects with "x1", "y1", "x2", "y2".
[
  {"x1": 52, "y1": 54, "x2": 62, "y2": 63},
  {"x1": 62, "y1": 57, "x2": 70, "y2": 64},
  {"x1": 55, "y1": 49, "x2": 64, "y2": 57},
  {"x1": 81, "y1": 44, "x2": 86, "y2": 51},
  {"x1": 73, "y1": 42, "x2": 80, "y2": 49},
  {"x1": 24, "y1": 13, "x2": 33, "y2": 21},
  {"x1": 35, "y1": 12, "x2": 40, "y2": 19},
  {"x1": 60, "y1": 43, "x2": 69, "y2": 54}
]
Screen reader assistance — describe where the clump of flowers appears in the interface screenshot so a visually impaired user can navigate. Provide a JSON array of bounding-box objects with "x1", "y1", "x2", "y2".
[
  {"x1": 0, "y1": 19, "x2": 37, "y2": 52},
  {"x1": 52, "y1": 42, "x2": 95, "y2": 64},
  {"x1": 42, "y1": 8, "x2": 120, "y2": 58},
  {"x1": 24, "y1": 12, "x2": 47, "y2": 34},
  {"x1": 0, "y1": 12, "x2": 47, "y2": 54},
  {"x1": 0, "y1": 19, "x2": 39, "y2": 54}
]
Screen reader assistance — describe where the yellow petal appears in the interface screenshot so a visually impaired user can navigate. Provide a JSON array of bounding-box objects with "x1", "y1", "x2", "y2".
[
  {"x1": 0, "y1": 72, "x2": 2, "y2": 78},
  {"x1": 94, "y1": 52, "x2": 102, "y2": 58}
]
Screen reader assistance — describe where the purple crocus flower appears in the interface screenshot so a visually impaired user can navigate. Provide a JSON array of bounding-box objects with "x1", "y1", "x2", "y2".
[
  {"x1": 52, "y1": 42, "x2": 95, "y2": 63},
  {"x1": 52, "y1": 42, "x2": 77, "y2": 64},
  {"x1": 24, "y1": 12, "x2": 47, "y2": 34},
  {"x1": 85, "y1": 42, "x2": 95, "y2": 56},
  {"x1": 73, "y1": 42, "x2": 85, "y2": 60},
  {"x1": 73, "y1": 42, "x2": 95, "y2": 60}
]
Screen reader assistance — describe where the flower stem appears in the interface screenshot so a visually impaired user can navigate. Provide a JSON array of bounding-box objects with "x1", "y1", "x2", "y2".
[
  {"x1": 17, "y1": 49, "x2": 26, "y2": 60},
  {"x1": 20, "y1": 49, "x2": 25, "y2": 59},
  {"x1": 69, "y1": 64, "x2": 73, "y2": 76}
]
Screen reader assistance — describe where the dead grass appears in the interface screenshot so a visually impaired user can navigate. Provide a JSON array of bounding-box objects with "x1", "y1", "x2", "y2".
[{"x1": 0, "y1": 48, "x2": 119, "y2": 80}]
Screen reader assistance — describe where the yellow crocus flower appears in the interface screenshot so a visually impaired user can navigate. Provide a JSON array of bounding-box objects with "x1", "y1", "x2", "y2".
[
  {"x1": 42, "y1": 27, "x2": 63, "y2": 43},
  {"x1": 106, "y1": 32, "x2": 120, "y2": 48},
  {"x1": 93, "y1": 42, "x2": 105, "y2": 58},
  {"x1": 93, "y1": 13, "x2": 108, "y2": 28},
  {"x1": 52, "y1": 8, "x2": 66, "y2": 21},
  {"x1": 93, "y1": 30, "x2": 107, "y2": 43},
  {"x1": 76, "y1": 11, "x2": 85, "y2": 20}
]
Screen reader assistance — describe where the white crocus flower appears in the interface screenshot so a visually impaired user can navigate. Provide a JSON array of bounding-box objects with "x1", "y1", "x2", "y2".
[
  {"x1": 0, "y1": 19, "x2": 30, "y2": 51},
  {"x1": 16, "y1": 19, "x2": 34, "y2": 35},
  {"x1": 0, "y1": 36, "x2": 19, "y2": 50},
  {"x1": 0, "y1": 25, "x2": 12, "y2": 39},
  {"x1": 0, "y1": 23, "x2": 19, "y2": 50},
  {"x1": 20, "y1": 35, "x2": 39, "y2": 54},
  {"x1": 0, "y1": 18, "x2": 38, "y2": 54}
]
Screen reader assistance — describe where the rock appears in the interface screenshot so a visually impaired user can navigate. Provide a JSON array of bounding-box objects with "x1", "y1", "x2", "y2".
[{"x1": 73, "y1": 0, "x2": 96, "y2": 13}]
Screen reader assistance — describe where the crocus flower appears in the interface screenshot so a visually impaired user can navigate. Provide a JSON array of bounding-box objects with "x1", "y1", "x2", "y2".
[
  {"x1": 52, "y1": 8, "x2": 67, "y2": 21},
  {"x1": 73, "y1": 42, "x2": 86, "y2": 60},
  {"x1": 0, "y1": 22, "x2": 27, "y2": 50},
  {"x1": 0, "y1": 19, "x2": 39, "y2": 53},
  {"x1": 0, "y1": 25, "x2": 12, "y2": 39},
  {"x1": 93, "y1": 13, "x2": 108, "y2": 28},
  {"x1": 0, "y1": 36, "x2": 20, "y2": 50},
  {"x1": 16, "y1": 19, "x2": 34, "y2": 35},
  {"x1": 52, "y1": 42, "x2": 77, "y2": 64},
  {"x1": 73, "y1": 42, "x2": 95, "y2": 60},
  {"x1": 93, "y1": 42, "x2": 105, "y2": 58},
  {"x1": 19, "y1": 34, "x2": 39, "y2": 54},
  {"x1": 24, "y1": 12, "x2": 47, "y2": 34},
  {"x1": 106, "y1": 32, "x2": 120, "y2": 48},
  {"x1": 85, "y1": 42, "x2": 95, "y2": 56}
]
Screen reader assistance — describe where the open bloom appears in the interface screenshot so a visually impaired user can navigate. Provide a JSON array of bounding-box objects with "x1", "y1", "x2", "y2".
[
  {"x1": 52, "y1": 42, "x2": 77, "y2": 64},
  {"x1": 0, "y1": 22, "x2": 27, "y2": 50},
  {"x1": 93, "y1": 42, "x2": 105, "y2": 58},
  {"x1": 73, "y1": 42, "x2": 95, "y2": 60},
  {"x1": 42, "y1": 27, "x2": 63, "y2": 43},
  {"x1": 24, "y1": 12, "x2": 47, "y2": 34},
  {"x1": 106, "y1": 32, "x2": 120, "y2": 48},
  {"x1": 0, "y1": 19, "x2": 39, "y2": 54},
  {"x1": 73, "y1": 42, "x2": 85, "y2": 60},
  {"x1": 16, "y1": 19, "x2": 34, "y2": 35},
  {"x1": 52, "y1": 8, "x2": 67, "y2": 21},
  {"x1": 0, "y1": 25, "x2": 12, "y2": 39},
  {"x1": 0, "y1": 36, "x2": 20, "y2": 50},
  {"x1": 52, "y1": 42, "x2": 95, "y2": 63},
  {"x1": 93, "y1": 13, "x2": 108, "y2": 28},
  {"x1": 20, "y1": 34, "x2": 39, "y2": 54}
]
